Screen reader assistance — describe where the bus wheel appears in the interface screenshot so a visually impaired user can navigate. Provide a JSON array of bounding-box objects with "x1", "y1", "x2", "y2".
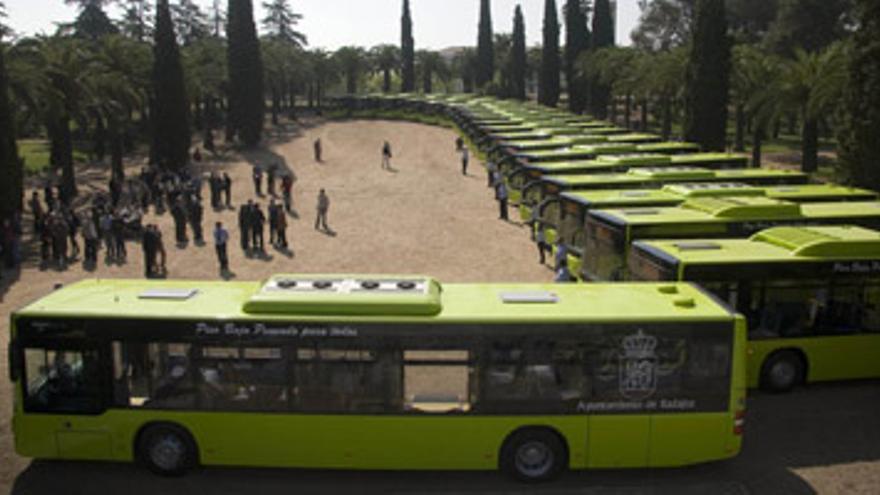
[
  {"x1": 760, "y1": 351, "x2": 804, "y2": 393},
  {"x1": 137, "y1": 424, "x2": 198, "y2": 476},
  {"x1": 500, "y1": 429, "x2": 566, "y2": 482}
]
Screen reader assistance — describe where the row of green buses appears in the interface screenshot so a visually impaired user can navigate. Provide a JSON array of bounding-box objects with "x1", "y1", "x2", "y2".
[{"x1": 9, "y1": 276, "x2": 747, "y2": 479}]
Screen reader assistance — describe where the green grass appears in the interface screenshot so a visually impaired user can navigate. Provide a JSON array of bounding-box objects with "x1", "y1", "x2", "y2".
[{"x1": 18, "y1": 139, "x2": 88, "y2": 175}]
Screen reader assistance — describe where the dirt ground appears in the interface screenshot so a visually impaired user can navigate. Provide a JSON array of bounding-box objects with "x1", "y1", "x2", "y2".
[{"x1": 1, "y1": 119, "x2": 879, "y2": 494}]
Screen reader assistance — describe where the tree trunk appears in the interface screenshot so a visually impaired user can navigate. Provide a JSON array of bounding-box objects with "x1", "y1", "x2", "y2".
[
  {"x1": 347, "y1": 72, "x2": 356, "y2": 95},
  {"x1": 307, "y1": 84, "x2": 314, "y2": 108},
  {"x1": 751, "y1": 127, "x2": 763, "y2": 169},
  {"x1": 609, "y1": 95, "x2": 617, "y2": 125},
  {"x1": 773, "y1": 119, "x2": 780, "y2": 139},
  {"x1": 271, "y1": 87, "x2": 279, "y2": 126},
  {"x1": 423, "y1": 70, "x2": 432, "y2": 94},
  {"x1": 640, "y1": 99, "x2": 648, "y2": 132},
  {"x1": 802, "y1": 116, "x2": 819, "y2": 173},
  {"x1": 52, "y1": 118, "x2": 76, "y2": 204},
  {"x1": 661, "y1": 96, "x2": 672, "y2": 141},
  {"x1": 111, "y1": 127, "x2": 125, "y2": 182},
  {"x1": 624, "y1": 94, "x2": 632, "y2": 129},
  {"x1": 93, "y1": 114, "x2": 106, "y2": 163},
  {"x1": 734, "y1": 104, "x2": 745, "y2": 152},
  {"x1": 787, "y1": 113, "x2": 797, "y2": 136},
  {"x1": 383, "y1": 69, "x2": 391, "y2": 93}
]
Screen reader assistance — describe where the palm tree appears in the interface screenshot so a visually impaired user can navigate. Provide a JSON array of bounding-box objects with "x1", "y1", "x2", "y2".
[
  {"x1": 752, "y1": 43, "x2": 849, "y2": 172},
  {"x1": 92, "y1": 35, "x2": 151, "y2": 180},
  {"x1": 416, "y1": 50, "x2": 449, "y2": 94},
  {"x1": 306, "y1": 49, "x2": 337, "y2": 107},
  {"x1": 8, "y1": 36, "x2": 94, "y2": 202},
  {"x1": 731, "y1": 44, "x2": 780, "y2": 164},
  {"x1": 334, "y1": 46, "x2": 366, "y2": 95},
  {"x1": 183, "y1": 36, "x2": 227, "y2": 151},
  {"x1": 370, "y1": 44, "x2": 400, "y2": 93}
]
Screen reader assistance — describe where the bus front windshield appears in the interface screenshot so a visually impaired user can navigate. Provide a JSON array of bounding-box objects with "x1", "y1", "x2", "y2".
[
  {"x1": 628, "y1": 247, "x2": 677, "y2": 282},
  {"x1": 582, "y1": 219, "x2": 627, "y2": 281}
]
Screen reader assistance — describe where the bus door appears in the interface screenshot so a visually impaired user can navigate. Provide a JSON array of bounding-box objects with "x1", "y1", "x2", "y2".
[{"x1": 20, "y1": 339, "x2": 112, "y2": 459}]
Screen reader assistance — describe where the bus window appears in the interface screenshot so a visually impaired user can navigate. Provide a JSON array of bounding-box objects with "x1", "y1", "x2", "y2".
[
  {"x1": 863, "y1": 283, "x2": 880, "y2": 332},
  {"x1": 293, "y1": 347, "x2": 397, "y2": 413},
  {"x1": 404, "y1": 350, "x2": 471, "y2": 413},
  {"x1": 24, "y1": 347, "x2": 103, "y2": 414},
  {"x1": 114, "y1": 342, "x2": 196, "y2": 409},
  {"x1": 481, "y1": 341, "x2": 587, "y2": 413},
  {"x1": 196, "y1": 346, "x2": 288, "y2": 412},
  {"x1": 751, "y1": 281, "x2": 817, "y2": 339},
  {"x1": 584, "y1": 220, "x2": 626, "y2": 281},
  {"x1": 540, "y1": 201, "x2": 562, "y2": 228}
]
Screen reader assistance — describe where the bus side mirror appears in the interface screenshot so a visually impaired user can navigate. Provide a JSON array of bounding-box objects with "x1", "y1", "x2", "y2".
[{"x1": 8, "y1": 339, "x2": 20, "y2": 382}]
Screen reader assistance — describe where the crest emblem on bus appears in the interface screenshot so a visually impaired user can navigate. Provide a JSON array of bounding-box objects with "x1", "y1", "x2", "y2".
[{"x1": 619, "y1": 330, "x2": 658, "y2": 400}]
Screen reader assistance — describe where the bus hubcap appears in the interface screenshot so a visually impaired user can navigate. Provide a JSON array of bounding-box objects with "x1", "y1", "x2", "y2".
[
  {"x1": 151, "y1": 435, "x2": 184, "y2": 470},
  {"x1": 771, "y1": 361, "x2": 796, "y2": 386},
  {"x1": 515, "y1": 441, "x2": 553, "y2": 477}
]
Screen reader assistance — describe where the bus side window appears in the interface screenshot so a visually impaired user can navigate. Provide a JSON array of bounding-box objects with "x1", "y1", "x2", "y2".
[
  {"x1": 293, "y1": 347, "x2": 397, "y2": 413},
  {"x1": 113, "y1": 342, "x2": 196, "y2": 409},
  {"x1": 863, "y1": 283, "x2": 880, "y2": 332},
  {"x1": 403, "y1": 349, "x2": 471, "y2": 414},
  {"x1": 23, "y1": 347, "x2": 103, "y2": 414}
]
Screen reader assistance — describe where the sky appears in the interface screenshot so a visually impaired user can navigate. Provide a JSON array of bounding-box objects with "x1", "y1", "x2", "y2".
[{"x1": 3, "y1": 0, "x2": 641, "y2": 49}]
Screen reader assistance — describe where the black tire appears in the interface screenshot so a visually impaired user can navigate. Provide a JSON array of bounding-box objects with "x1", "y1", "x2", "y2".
[
  {"x1": 760, "y1": 351, "x2": 804, "y2": 393},
  {"x1": 137, "y1": 424, "x2": 198, "y2": 476},
  {"x1": 500, "y1": 429, "x2": 566, "y2": 482}
]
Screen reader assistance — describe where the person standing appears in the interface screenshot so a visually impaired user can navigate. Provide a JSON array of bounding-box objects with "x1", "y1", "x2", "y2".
[
  {"x1": 253, "y1": 167, "x2": 263, "y2": 196},
  {"x1": 29, "y1": 192, "x2": 43, "y2": 235},
  {"x1": 223, "y1": 172, "x2": 233, "y2": 208},
  {"x1": 142, "y1": 223, "x2": 156, "y2": 277},
  {"x1": 460, "y1": 146, "x2": 469, "y2": 176},
  {"x1": 252, "y1": 203, "x2": 266, "y2": 252},
  {"x1": 495, "y1": 180, "x2": 509, "y2": 221},
  {"x1": 171, "y1": 197, "x2": 187, "y2": 244},
  {"x1": 209, "y1": 172, "x2": 220, "y2": 209},
  {"x1": 315, "y1": 189, "x2": 330, "y2": 231},
  {"x1": 281, "y1": 174, "x2": 294, "y2": 212},
  {"x1": 381, "y1": 141, "x2": 392, "y2": 170},
  {"x1": 190, "y1": 199, "x2": 204, "y2": 244},
  {"x1": 536, "y1": 225, "x2": 549, "y2": 265},
  {"x1": 268, "y1": 199, "x2": 279, "y2": 246},
  {"x1": 267, "y1": 165, "x2": 277, "y2": 197},
  {"x1": 112, "y1": 211, "x2": 127, "y2": 262},
  {"x1": 214, "y1": 222, "x2": 229, "y2": 273},
  {"x1": 154, "y1": 225, "x2": 167, "y2": 275},
  {"x1": 455, "y1": 136, "x2": 464, "y2": 151},
  {"x1": 486, "y1": 160, "x2": 497, "y2": 187},
  {"x1": 100, "y1": 210, "x2": 115, "y2": 260},
  {"x1": 554, "y1": 259, "x2": 574, "y2": 283},
  {"x1": 81, "y1": 211, "x2": 99, "y2": 265},
  {"x1": 554, "y1": 238, "x2": 568, "y2": 272},
  {"x1": 50, "y1": 212, "x2": 69, "y2": 268},
  {"x1": 276, "y1": 208, "x2": 288, "y2": 249},
  {"x1": 239, "y1": 201, "x2": 251, "y2": 252},
  {"x1": 63, "y1": 206, "x2": 80, "y2": 259},
  {"x1": 314, "y1": 138, "x2": 322, "y2": 162}
]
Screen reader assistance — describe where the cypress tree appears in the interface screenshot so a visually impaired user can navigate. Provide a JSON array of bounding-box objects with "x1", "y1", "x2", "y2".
[
  {"x1": 401, "y1": 0, "x2": 415, "y2": 92},
  {"x1": 511, "y1": 5, "x2": 527, "y2": 100},
  {"x1": 227, "y1": 0, "x2": 265, "y2": 147},
  {"x1": 151, "y1": 0, "x2": 191, "y2": 170},
  {"x1": 476, "y1": 0, "x2": 494, "y2": 89},
  {"x1": 539, "y1": 0, "x2": 560, "y2": 107},
  {"x1": 564, "y1": 1, "x2": 589, "y2": 114},
  {"x1": 684, "y1": 0, "x2": 730, "y2": 151},
  {"x1": 590, "y1": 0, "x2": 614, "y2": 118},
  {"x1": 0, "y1": 40, "x2": 22, "y2": 220},
  {"x1": 837, "y1": 0, "x2": 880, "y2": 189}
]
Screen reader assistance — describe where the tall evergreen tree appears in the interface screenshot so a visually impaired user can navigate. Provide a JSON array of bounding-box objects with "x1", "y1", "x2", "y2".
[
  {"x1": 684, "y1": 0, "x2": 730, "y2": 151},
  {"x1": 227, "y1": 0, "x2": 265, "y2": 147},
  {"x1": 151, "y1": 0, "x2": 191, "y2": 169},
  {"x1": 400, "y1": 0, "x2": 415, "y2": 92},
  {"x1": 590, "y1": 0, "x2": 614, "y2": 117},
  {"x1": 210, "y1": 0, "x2": 225, "y2": 37},
  {"x1": 262, "y1": 0, "x2": 307, "y2": 47},
  {"x1": 539, "y1": 0, "x2": 560, "y2": 107},
  {"x1": 172, "y1": 0, "x2": 210, "y2": 46},
  {"x1": 837, "y1": 0, "x2": 880, "y2": 188},
  {"x1": 476, "y1": 0, "x2": 494, "y2": 89},
  {"x1": 118, "y1": 0, "x2": 153, "y2": 42},
  {"x1": 67, "y1": 0, "x2": 118, "y2": 40},
  {"x1": 0, "y1": 38, "x2": 21, "y2": 220},
  {"x1": 564, "y1": 1, "x2": 589, "y2": 114},
  {"x1": 511, "y1": 5, "x2": 527, "y2": 100}
]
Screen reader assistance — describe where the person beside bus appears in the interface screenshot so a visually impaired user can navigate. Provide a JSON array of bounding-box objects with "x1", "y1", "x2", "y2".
[
  {"x1": 555, "y1": 259, "x2": 574, "y2": 283},
  {"x1": 461, "y1": 146, "x2": 469, "y2": 176},
  {"x1": 495, "y1": 180, "x2": 509, "y2": 221},
  {"x1": 554, "y1": 238, "x2": 568, "y2": 272},
  {"x1": 536, "y1": 225, "x2": 549, "y2": 265},
  {"x1": 486, "y1": 160, "x2": 497, "y2": 188}
]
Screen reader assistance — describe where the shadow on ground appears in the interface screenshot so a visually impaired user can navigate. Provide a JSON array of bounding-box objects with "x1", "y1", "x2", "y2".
[{"x1": 11, "y1": 381, "x2": 880, "y2": 495}]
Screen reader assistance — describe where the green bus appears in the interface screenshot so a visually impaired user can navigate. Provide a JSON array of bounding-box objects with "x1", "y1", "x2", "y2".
[
  {"x1": 9, "y1": 276, "x2": 745, "y2": 480},
  {"x1": 519, "y1": 167, "x2": 809, "y2": 222},
  {"x1": 551, "y1": 184, "x2": 878, "y2": 278},
  {"x1": 581, "y1": 197, "x2": 880, "y2": 283},
  {"x1": 629, "y1": 225, "x2": 880, "y2": 393}
]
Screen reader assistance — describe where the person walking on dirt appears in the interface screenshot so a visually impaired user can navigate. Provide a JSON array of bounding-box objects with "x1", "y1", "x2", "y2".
[
  {"x1": 486, "y1": 160, "x2": 498, "y2": 188},
  {"x1": 461, "y1": 146, "x2": 470, "y2": 176},
  {"x1": 214, "y1": 221, "x2": 230, "y2": 274},
  {"x1": 276, "y1": 208, "x2": 288, "y2": 249},
  {"x1": 315, "y1": 189, "x2": 330, "y2": 231},
  {"x1": 381, "y1": 141, "x2": 392, "y2": 170},
  {"x1": 455, "y1": 136, "x2": 464, "y2": 152},
  {"x1": 252, "y1": 203, "x2": 266, "y2": 252},
  {"x1": 253, "y1": 167, "x2": 263, "y2": 196},
  {"x1": 495, "y1": 180, "x2": 509, "y2": 221},
  {"x1": 314, "y1": 138, "x2": 323, "y2": 162},
  {"x1": 281, "y1": 174, "x2": 294, "y2": 213},
  {"x1": 223, "y1": 173, "x2": 232, "y2": 208}
]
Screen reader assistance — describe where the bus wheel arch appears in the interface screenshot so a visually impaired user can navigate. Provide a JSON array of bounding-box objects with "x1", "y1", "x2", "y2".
[
  {"x1": 499, "y1": 426, "x2": 569, "y2": 482},
  {"x1": 135, "y1": 422, "x2": 200, "y2": 476},
  {"x1": 760, "y1": 348, "x2": 808, "y2": 393}
]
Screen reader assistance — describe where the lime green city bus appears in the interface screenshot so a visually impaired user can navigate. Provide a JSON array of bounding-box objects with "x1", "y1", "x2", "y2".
[
  {"x1": 581, "y1": 197, "x2": 880, "y2": 283},
  {"x1": 519, "y1": 167, "x2": 809, "y2": 222},
  {"x1": 9, "y1": 276, "x2": 745, "y2": 480},
  {"x1": 629, "y1": 225, "x2": 880, "y2": 393},
  {"x1": 550, "y1": 184, "x2": 878, "y2": 279}
]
